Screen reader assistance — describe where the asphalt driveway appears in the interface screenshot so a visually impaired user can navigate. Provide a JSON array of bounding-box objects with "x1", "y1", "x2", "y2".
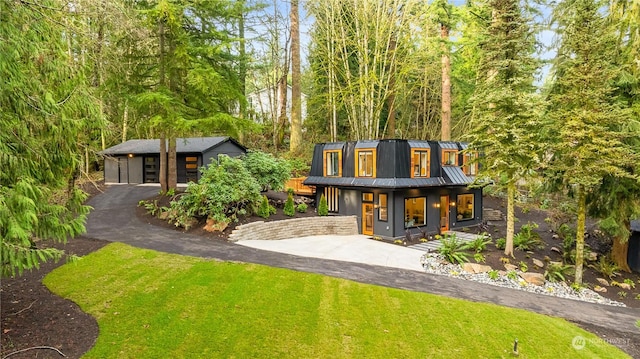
[{"x1": 85, "y1": 185, "x2": 640, "y2": 338}]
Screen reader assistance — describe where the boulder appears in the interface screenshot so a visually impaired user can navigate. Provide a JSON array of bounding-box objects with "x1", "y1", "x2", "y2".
[
  {"x1": 618, "y1": 283, "x2": 632, "y2": 290},
  {"x1": 204, "y1": 218, "x2": 228, "y2": 232},
  {"x1": 532, "y1": 258, "x2": 544, "y2": 268},
  {"x1": 462, "y1": 263, "x2": 492, "y2": 274},
  {"x1": 519, "y1": 272, "x2": 545, "y2": 286},
  {"x1": 596, "y1": 278, "x2": 609, "y2": 286},
  {"x1": 504, "y1": 264, "x2": 518, "y2": 272},
  {"x1": 594, "y1": 286, "x2": 607, "y2": 293}
]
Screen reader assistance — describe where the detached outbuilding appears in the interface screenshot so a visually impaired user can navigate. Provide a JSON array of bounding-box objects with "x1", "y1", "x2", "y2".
[{"x1": 101, "y1": 137, "x2": 246, "y2": 184}]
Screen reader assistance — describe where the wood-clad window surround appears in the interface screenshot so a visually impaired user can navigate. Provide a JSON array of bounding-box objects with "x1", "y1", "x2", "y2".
[
  {"x1": 323, "y1": 150, "x2": 342, "y2": 177},
  {"x1": 462, "y1": 151, "x2": 479, "y2": 176},
  {"x1": 378, "y1": 193, "x2": 388, "y2": 221},
  {"x1": 355, "y1": 149, "x2": 376, "y2": 177},
  {"x1": 442, "y1": 150, "x2": 458, "y2": 166},
  {"x1": 324, "y1": 186, "x2": 339, "y2": 212},
  {"x1": 411, "y1": 148, "x2": 430, "y2": 178}
]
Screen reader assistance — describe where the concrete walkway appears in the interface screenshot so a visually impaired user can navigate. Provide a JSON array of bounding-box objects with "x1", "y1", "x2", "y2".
[{"x1": 85, "y1": 185, "x2": 640, "y2": 338}]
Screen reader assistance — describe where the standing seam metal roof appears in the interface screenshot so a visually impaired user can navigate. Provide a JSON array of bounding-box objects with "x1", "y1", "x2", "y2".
[{"x1": 100, "y1": 137, "x2": 235, "y2": 155}]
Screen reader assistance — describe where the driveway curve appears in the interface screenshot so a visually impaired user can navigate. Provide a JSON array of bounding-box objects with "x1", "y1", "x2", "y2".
[{"x1": 85, "y1": 185, "x2": 640, "y2": 338}]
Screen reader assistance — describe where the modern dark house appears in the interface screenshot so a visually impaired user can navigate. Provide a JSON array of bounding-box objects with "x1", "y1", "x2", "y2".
[
  {"x1": 101, "y1": 137, "x2": 246, "y2": 184},
  {"x1": 303, "y1": 139, "x2": 482, "y2": 240}
]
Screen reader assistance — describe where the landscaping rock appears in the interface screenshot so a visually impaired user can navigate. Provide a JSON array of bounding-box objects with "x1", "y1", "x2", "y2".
[
  {"x1": 596, "y1": 278, "x2": 610, "y2": 286},
  {"x1": 519, "y1": 272, "x2": 545, "y2": 286},
  {"x1": 204, "y1": 218, "x2": 228, "y2": 232},
  {"x1": 462, "y1": 263, "x2": 492, "y2": 274},
  {"x1": 504, "y1": 264, "x2": 518, "y2": 272},
  {"x1": 483, "y1": 208, "x2": 503, "y2": 221},
  {"x1": 618, "y1": 283, "x2": 632, "y2": 290},
  {"x1": 587, "y1": 251, "x2": 598, "y2": 261},
  {"x1": 552, "y1": 234, "x2": 560, "y2": 240},
  {"x1": 532, "y1": 258, "x2": 544, "y2": 268},
  {"x1": 551, "y1": 246, "x2": 562, "y2": 254},
  {"x1": 594, "y1": 286, "x2": 607, "y2": 293}
]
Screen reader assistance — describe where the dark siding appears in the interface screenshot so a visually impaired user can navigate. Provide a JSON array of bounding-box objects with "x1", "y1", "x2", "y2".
[
  {"x1": 343, "y1": 142, "x2": 356, "y2": 177},
  {"x1": 376, "y1": 140, "x2": 395, "y2": 178},
  {"x1": 128, "y1": 156, "x2": 143, "y2": 184},
  {"x1": 203, "y1": 141, "x2": 245, "y2": 165},
  {"x1": 629, "y1": 232, "x2": 640, "y2": 272},
  {"x1": 429, "y1": 141, "x2": 441, "y2": 178},
  {"x1": 309, "y1": 144, "x2": 324, "y2": 176},
  {"x1": 373, "y1": 191, "x2": 395, "y2": 238},
  {"x1": 397, "y1": 141, "x2": 411, "y2": 178}
]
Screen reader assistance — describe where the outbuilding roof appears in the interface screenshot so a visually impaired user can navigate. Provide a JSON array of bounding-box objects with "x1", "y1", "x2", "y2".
[{"x1": 100, "y1": 137, "x2": 245, "y2": 156}]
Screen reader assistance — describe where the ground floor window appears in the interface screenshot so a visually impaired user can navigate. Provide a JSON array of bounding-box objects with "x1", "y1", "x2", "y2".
[
  {"x1": 378, "y1": 193, "x2": 388, "y2": 221},
  {"x1": 324, "y1": 186, "x2": 339, "y2": 213},
  {"x1": 405, "y1": 197, "x2": 426, "y2": 228},
  {"x1": 456, "y1": 194, "x2": 474, "y2": 221}
]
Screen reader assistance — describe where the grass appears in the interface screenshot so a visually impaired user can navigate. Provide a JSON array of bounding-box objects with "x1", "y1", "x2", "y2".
[{"x1": 44, "y1": 243, "x2": 629, "y2": 359}]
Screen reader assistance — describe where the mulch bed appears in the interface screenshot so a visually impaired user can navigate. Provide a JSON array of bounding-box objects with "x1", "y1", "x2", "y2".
[{"x1": 2, "y1": 185, "x2": 639, "y2": 358}]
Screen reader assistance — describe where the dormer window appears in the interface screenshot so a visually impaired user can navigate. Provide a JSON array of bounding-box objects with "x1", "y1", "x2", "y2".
[
  {"x1": 355, "y1": 149, "x2": 376, "y2": 177},
  {"x1": 462, "y1": 151, "x2": 478, "y2": 176},
  {"x1": 323, "y1": 150, "x2": 342, "y2": 177},
  {"x1": 442, "y1": 150, "x2": 458, "y2": 166},
  {"x1": 411, "y1": 149, "x2": 430, "y2": 178}
]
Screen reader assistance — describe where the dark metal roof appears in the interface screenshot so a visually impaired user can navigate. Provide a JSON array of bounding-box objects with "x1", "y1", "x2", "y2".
[
  {"x1": 442, "y1": 166, "x2": 473, "y2": 185},
  {"x1": 355, "y1": 140, "x2": 379, "y2": 149},
  {"x1": 408, "y1": 140, "x2": 430, "y2": 149},
  {"x1": 100, "y1": 137, "x2": 243, "y2": 155},
  {"x1": 303, "y1": 176, "x2": 446, "y2": 188},
  {"x1": 632, "y1": 220, "x2": 640, "y2": 232},
  {"x1": 459, "y1": 142, "x2": 469, "y2": 150},
  {"x1": 324, "y1": 142, "x2": 345, "y2": 150},
  {"x1": 439, "y1": 141, "x2": 459, "y2": 149}
]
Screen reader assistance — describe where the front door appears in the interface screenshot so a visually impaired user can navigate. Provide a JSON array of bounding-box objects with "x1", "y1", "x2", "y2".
[
  {"x1": 362, "y1": 203, "x2": 374, "y2": 236},
  {"x1": 440, "y1": 195, "x2": 449, "y2": 231}
]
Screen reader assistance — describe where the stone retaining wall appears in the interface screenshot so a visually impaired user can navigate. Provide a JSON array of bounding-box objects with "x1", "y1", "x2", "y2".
[{"x1": 228, "y1": 215, "x2": 358, "y2": 242}]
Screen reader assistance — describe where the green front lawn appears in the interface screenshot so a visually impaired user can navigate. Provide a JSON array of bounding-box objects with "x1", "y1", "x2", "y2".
[{"x1": 44, "y1": 243, "x2": 628, "y2": 358}]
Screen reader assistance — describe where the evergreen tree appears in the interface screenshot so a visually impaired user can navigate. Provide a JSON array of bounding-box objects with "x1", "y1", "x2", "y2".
[
  {"x1": 284, "y1": 193, "x2": 296, "y2": 217},
  {"x1": 318, "y1": 194, "x2": 329, "y2": 216},
  {"x1": 466, "y1": 0, "x2": 543, "y2": 257},
  {"x1": 0, "y1": 0, "x2": 94, "y2": 277},
  {"x1": 545, "y1": 0, "x2": 638, "y2": 284}
]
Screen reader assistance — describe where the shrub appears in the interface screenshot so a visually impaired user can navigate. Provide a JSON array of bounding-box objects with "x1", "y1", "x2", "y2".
[
  {"x1": 488, "y1": 269, "x2": 499, "y2": 280},
  {"x1": 171, "y1": 155, "x2": 262, "y2": 227},
  {"x1": 544, "y1": 262, "x2": 574, "y2": 282},
  {"x1": 466, "y1": 235, "x2": 492, "y2": 253},
  {"x1": 242, "y1": 150, "x2": 291, "y2": 191},
  {"x1": 518, "y1": 261, "x2": 528, "y2": 272},
  {"x1": 437, "y1": 234, "x2": 469, "y2": 264},
  {"x1": 257, "y1": 196, "x2": 272, "y2": 219},
  {"x1": 589, "y1": 256, "x2": 620, "y2": 279},
  {"x1": 473, "y1": 253, "x2": 486, "y2": 263},
  {"x1": 318, "y1": 193, "x2": 329, "y2": 216},
  {"x1": 496, "y1": 238, "x2": 506, "y2": 250},
  {"x1": 284, "y1": 193, "x2": 295, "y2": 217},
  {"x1": 296, "y1": 203, "x2": 308, "y2": 213},
  {"x1": 513, "y1": 222, "x2": 545, "y2": 251}
]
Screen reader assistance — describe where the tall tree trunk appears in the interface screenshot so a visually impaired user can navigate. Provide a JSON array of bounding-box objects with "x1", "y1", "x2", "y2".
[
  {"x1": 612, "y1": 220, "x2": 631, "y2": 272},
  {"x1": 505, "y1": 181, "x2": 516, "y2": 257},
  {"x1": 168, "y1": 136, "x2": 177, "y2": 190},
  {"x1": 575, "y1": 186, "x2": 586, "y2": 285},
  {"x1": 122, "y1": 99, "x2": 128, "y2": 143},
  {"x1": 440, "y1": 24, "x2": 451, "y2": 141},
  {"x1": 238, "y1": 1, "x2": 246, "y2": 143},
  {"x1": 277, "y1": 74, "x2": 288, "y2": 149},
  {"x1": 289, "y1": 0, "x2": 302, "y2": 153},
  {"x1": 159, "y1": 135, "x2": 168, "y2": 193}
]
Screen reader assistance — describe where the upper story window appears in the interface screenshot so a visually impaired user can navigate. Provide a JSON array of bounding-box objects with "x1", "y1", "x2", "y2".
[
  {"x1": 323, "y1": 150, "x2": 342, "y2": 177},
  {"x1": 462, "y1": 151, "x2": 479, "y2": 176},
  {"x1": 356, "y1": 149, "x2": 376, "y2": 177},
  {"x1": 442, "y1": 150, "x2": 458, "y2": 166},
  {"x1": 411, "y1": 149, "x2": 430, "y2": 178}
]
